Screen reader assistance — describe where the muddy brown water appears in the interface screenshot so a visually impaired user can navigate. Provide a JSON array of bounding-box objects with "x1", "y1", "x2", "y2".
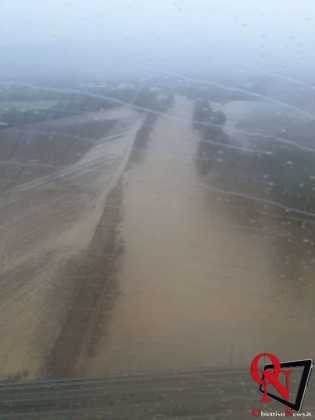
[
  {"x1": 1, "y1": 98, "x2": 315, "y2": 382},
  {"x1": 86, "y1": 97, "x2": 315, "y2": 377},
  {"x1": 0, "y1": 107, "x2": 143, "y2": 379}
]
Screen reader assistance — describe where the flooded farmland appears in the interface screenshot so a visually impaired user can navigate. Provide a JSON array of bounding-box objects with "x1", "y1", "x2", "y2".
[
  {"x1": 2, "y1": 0, "x2": 315, "y2": 417},
  {"x1": 1, "y1": 88, "x2": 315, "y2": 418},
  {"x1": 85, "y1": 96, "x2": 315, "y2": 377}
]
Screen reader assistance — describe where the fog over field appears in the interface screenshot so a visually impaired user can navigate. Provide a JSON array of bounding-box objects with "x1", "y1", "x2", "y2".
[{"x1": 1, "y1": 0, "x2": 315, "y2": 82}]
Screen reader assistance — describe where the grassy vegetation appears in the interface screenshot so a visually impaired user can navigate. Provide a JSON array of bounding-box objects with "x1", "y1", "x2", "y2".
[
  {"x1": 0, "y1": 86, "x2": 119, "y2": 127},
  {"x1": 178, "y1": 83, "x2": 256, "y2": 103},
  {"x1": 0, "y1": 85, "x2": 174, "y2": 127}
]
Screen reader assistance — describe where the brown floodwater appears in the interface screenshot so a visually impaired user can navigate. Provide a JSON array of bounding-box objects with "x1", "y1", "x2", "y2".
[{"x1": 87, "y1": 96, "x2": 315, "y2": 376}]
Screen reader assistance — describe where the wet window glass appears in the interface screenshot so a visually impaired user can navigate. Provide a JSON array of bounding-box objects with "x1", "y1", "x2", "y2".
[{"x1": 0, "y1": 0, "x2": 314, "y2": 417}]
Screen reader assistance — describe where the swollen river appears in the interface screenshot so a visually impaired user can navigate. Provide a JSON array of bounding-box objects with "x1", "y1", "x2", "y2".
[{"x1": 87, "y1": 97, "x2": 315, "y2": 376}]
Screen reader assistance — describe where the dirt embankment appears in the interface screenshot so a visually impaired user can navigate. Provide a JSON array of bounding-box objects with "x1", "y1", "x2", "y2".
[{"x1": 127, "y1": 112, "x2": 158, "y2": 167}]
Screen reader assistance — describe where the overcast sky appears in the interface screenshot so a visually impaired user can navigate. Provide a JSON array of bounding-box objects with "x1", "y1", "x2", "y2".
[{"x1": 1, "y1": 0, "x2": 315, "y2": 81}]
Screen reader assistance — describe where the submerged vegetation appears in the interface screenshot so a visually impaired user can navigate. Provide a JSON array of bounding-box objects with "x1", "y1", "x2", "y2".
[
  {"x1": 194, "y1": 98, "x2": 315, "y2": 218},
  {"x1": 193, "y1": 95, "x2": 315, "y2": 296}
]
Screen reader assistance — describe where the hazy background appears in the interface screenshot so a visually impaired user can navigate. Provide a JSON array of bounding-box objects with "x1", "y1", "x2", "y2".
[{"x1": 1, "y1": 0, "x2": 315, "y2": 82}]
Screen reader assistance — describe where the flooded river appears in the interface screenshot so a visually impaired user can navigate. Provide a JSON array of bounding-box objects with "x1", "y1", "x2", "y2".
[{"x1": 87, "y1": 96, "x2": 315, "y2": 376}]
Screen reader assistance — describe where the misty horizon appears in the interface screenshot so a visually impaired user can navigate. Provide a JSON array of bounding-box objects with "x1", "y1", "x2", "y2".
[{"x1": 1, "y1": 0, "x2": 315, "y2": 84}]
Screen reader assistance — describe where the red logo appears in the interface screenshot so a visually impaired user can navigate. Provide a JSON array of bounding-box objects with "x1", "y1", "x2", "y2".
[
  {"x1": 250, "y1": 354, "x2": 313, "y2": 412},
  {"x1": 251, "y1": 353, "x2": 291, "y2": 403}
]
